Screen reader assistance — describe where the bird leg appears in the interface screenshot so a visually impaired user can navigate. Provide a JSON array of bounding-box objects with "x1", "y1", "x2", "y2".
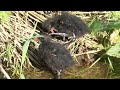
[
  {"x1": 54, "y1": 69, "x2": 62, "y2": 79},
  {"x1": 72, "y1": 33, "x2": 76, "y2": 41},
  {"x1": 49, "y1": 32, "x2": 76, "y2": 42},
  {"x1": 67, "y1": 33, "x2": 76, "y2": 42},
  {"x1": 68, "y1": 33, "x2": 76, "y2": 41},
  {"x1": 49, "y1": 33, "x2": 69, "y2": 41}
]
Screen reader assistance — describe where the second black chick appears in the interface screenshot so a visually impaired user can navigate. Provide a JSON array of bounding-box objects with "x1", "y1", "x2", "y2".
[
  {"x1": 28, "y1": 36, "x2": 75, "y2": 79},
  {"x1": 41, "y1": 12, "x2": 90, "y2": 40}
]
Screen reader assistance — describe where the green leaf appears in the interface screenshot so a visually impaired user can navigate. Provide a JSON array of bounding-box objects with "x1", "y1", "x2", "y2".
[
  {"x1": 89, "y1": 18, "x2": 104, "y2": 34},
  {"x1": 106, "y1": 21, "x2": 120, "y2": 30},
  {"x1": 106, "y1": 40, "x2": 120, "y2": 58}
]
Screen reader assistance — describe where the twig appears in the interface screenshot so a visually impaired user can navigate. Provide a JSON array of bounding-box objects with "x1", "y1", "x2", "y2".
[
  {"x1": 0, "y1": 63, "x2": 11, "y2": 79},
  {"x1": 75, "y1": 50, "x2": 101, "y2": 56}
]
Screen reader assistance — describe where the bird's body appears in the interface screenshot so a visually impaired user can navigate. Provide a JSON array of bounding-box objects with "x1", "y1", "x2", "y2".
[
  {"x1": 28, "y1": 37, "x2": 75, "y2": 79},
  {"x1": 41, "y1": 12, "x2": 90, "y2": 40},
  {"x1": 28, "y1": 12, "x2": 90, "y2": 79}
]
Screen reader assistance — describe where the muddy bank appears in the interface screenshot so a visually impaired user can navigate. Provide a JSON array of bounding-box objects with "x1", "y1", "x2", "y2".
[{"x1": 24, "y1": 62, "x2": 108, "y2": 79}]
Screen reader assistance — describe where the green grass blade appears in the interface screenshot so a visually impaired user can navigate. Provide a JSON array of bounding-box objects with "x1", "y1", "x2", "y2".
[
  {"x1": 108, "y1": 57, "x2": 114, "y2": 70},
  {"x1": 20, "y1": 22, "x2": 38, "y2": 78},
  {"x1": 89, "y1": 55, "x2": 104, "y2": 68},
  {"x1": 21, "y1": 22, "x2": 38, "y2": 66},
  {"x1": 21, "y1": 40, "x2": 30, "y2": 65},
  {"x1": 20, "y1": 73, "x2": 25, "y2": 79}
]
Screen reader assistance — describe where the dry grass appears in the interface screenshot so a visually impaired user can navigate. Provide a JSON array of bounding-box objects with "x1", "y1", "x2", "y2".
[{"x1": 0, "y1": 11, "x2": 111, "y2": 79}]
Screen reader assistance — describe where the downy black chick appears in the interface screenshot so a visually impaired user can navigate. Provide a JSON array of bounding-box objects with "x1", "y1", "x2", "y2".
[
  {"x1": 28, "y1": 36, "x2": 75, "y2": 79},
  {"x1": 41, "y1": 12, "x2": 90, "y2": 41}
]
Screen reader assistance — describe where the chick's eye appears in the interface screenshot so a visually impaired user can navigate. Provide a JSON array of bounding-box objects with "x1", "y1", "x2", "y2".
[{"x1": 59, "y1": 20, "x2": 64, "y2": 25}]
